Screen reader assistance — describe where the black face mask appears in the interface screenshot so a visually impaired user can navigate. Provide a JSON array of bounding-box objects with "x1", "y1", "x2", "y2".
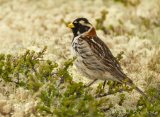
[
  {"x1": 70, "y1": 18, "x2": 91, "y2": 37},
  {"x1": 72, "y1": 24, "x2": 90, "y2": 37}
]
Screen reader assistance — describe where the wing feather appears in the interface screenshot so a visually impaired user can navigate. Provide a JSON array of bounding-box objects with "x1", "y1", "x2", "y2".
[{"x1": 83, "y1": 36, "x2": 127, "y2": 82}]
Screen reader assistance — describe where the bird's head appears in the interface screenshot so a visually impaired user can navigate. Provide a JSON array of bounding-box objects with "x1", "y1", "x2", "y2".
[{"x1": 67, "y1": 18, "x2": 96, "y2": 37}]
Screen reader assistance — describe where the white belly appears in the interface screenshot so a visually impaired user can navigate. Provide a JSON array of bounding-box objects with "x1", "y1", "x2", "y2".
[{"x1": 74, "y1": 56, "x2": 114, "y2": 81}]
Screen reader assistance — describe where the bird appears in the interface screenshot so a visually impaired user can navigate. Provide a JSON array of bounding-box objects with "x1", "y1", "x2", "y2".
[{"x1": 67, "y1": 18, "x2": 146, "y2": 96}]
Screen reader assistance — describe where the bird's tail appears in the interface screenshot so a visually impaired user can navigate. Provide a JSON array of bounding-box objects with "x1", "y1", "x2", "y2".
[
  {"x1": 134, "y1": 85, "x2": 147, "y2": 98},
  {"x1": 123, "y1": 77, "x2": 147, "y2": 98}
]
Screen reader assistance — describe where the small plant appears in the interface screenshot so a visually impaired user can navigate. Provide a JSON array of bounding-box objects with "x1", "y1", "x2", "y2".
[
  {"x1": 116, "y1": 51, "x2": 124, "y2": 61},
  {"x1": 37, "y1": 57, "x2": 107, "y2": 116},
  {"x1": 0, "y1": 46, "x2": 58, "y2": 91},
  {"x1": 95, "y1": 81, "x2": 133, "y2": 99}
]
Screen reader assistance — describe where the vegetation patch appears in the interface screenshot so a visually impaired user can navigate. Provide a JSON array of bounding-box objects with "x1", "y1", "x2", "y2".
[{"x1": 0, "y1": 47, "x2": 159, "y2": 116}]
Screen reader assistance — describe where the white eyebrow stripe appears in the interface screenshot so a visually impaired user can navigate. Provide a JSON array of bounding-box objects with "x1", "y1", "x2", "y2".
[
  {"x1": 79, "y1": 20, "x2": 92, "y2": 27},
  {"x1": 79, "y1": 20, "x2": 85, "y2": 24}
]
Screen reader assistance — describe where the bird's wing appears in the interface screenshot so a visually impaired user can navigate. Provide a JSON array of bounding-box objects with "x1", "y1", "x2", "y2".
[{"x1": 83, "y1": 35, "x2": 129, "y2": 83}]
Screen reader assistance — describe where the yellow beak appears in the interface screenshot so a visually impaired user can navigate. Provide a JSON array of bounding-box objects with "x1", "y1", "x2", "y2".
[{"x1": 67, "y1": 23, "x2": 75, "y2": 28}]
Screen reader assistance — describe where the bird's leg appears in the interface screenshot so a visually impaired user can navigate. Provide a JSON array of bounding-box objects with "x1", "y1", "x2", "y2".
[
  {"x1": 85, "y1": 79, "x2": 97, "y2": 87},
  {"x1": 102, "y1": 80, "x2": 107, "y2": 89}
]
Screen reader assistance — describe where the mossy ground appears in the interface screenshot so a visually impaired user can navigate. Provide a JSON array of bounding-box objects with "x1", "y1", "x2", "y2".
[{"x1": 0, "y1": 0, "x2": 160, "y2": 117}]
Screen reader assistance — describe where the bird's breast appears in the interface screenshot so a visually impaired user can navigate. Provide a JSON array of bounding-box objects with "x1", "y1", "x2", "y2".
[{"x1": 71, "y1": 36, "x2": 109, "y2": 79}]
